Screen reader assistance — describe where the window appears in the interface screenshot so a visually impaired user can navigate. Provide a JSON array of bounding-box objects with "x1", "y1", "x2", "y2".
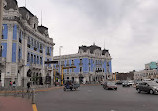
[
  {"x1": 19, "y1": 30, "x2": 22, "y2": 43},
  {"x1": 72, "y1": 68, "x2": 74, "y2": 72},
  {"x1": 89, "y1": 67, "x2": 90, "y2": 72},
  {"x1": 37, "y1": 56, "x2": 39, "y2": 64},
  {"x1": 40, "y1": 44, "x2": 43, "y2": 53},
  {"x1": 31, "y1": 54, "x2": 33, "y2": 64},
  {"x1": 27, "y1": 53, "x2": 30, "y2": 62},
  {"x1": 80, "y1": 67, "x2": 82, "y2": 72},
  {"x1": 34, "y1": 55, "x2": 36, "y2": 64},
  {"x1": 27, "y1": 37, "x2": 30, "y2": 48},
  {"x1": 80, "y1": 59, "x2": 82, "y2": 65},
  {"x1": 46, "y1": 47, "x2": 50, "y2": 55},
  {"x1": 72, "y1": 60, "x2": 74, "y2": 65},
  {"x1": 2, "y1": 26, "x2": 4, "y2": 39},
  {"x1": 18, "y1": 48, "x2": 21, "y2": 60},
  {"x1": 40, "y1": 57, "x2": 42, "y2": 65},
  {"x1": 67, "y1": 69, "x2": 69, "y2": 74}
]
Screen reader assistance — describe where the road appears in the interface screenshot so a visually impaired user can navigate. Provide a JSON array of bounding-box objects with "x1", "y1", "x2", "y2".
[{"x1": 36, "y1": 85, "x2": 158, "y2": 111}]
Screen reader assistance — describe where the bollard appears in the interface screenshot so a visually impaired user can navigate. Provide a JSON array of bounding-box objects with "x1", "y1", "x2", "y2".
[
  {"x1": 28, "y1": 88, "x2": 30, "y2": 99},
  {"x1": 32, "y1": 88, "x2": 35, "y2": 104},
  {"x1": 22, "y1": 87, "x2": 24, "y2": 98}
]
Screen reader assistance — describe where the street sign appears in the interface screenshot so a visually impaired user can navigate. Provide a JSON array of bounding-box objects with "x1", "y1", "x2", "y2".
[{"x1": 45, "y1": 61, "x2": 58, "y2": 64}]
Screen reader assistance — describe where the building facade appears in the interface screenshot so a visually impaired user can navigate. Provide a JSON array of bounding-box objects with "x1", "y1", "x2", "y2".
[
  {"x1": 134, "y1": 62, "x2": 158, "y2": 80},
  {"x1": 0, "y1": 0, "x2": 55, "y2": 87},
  {"x1": 115, "y1": 71, "x2": 135, "y2": 80},
  {"x1": 54, "y1": 44, "x2": 112, "y2": 84}
]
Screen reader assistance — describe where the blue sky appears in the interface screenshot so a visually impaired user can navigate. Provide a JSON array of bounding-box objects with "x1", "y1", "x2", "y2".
[{"x1": 17, "y1": 0, "x2": 158, "y2": 72}]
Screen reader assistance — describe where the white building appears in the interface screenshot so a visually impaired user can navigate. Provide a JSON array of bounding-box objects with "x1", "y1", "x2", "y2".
[
  {"x1": 0, "y1": 0, "x2": 55, "y2": 87},
  {"x1": 134, "y1": 62, "x2": 158, "y2": 80}
]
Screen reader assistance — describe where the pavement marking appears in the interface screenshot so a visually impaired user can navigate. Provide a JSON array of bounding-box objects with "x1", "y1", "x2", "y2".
[{"x1": 32, "y1": 104, "x2": 38, "y2": 111}]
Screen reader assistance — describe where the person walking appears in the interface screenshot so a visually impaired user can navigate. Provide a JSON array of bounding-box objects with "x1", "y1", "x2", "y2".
[
  {"x1": 9, "y1": 81, "x2": 12, "y2": 87},
  {"x1": 27, "y1": 82, "x2": 31, "y2": 92},
  {"x1": 12, "y1": 81, "x2": 16, "y2": 88}
]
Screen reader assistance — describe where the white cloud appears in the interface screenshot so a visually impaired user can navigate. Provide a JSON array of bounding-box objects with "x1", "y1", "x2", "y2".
[{"x1": 17, "y1": 0, "x2": 158, "y2": 72}]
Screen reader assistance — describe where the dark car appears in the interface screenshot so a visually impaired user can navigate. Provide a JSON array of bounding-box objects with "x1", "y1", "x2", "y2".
[
  {"x1": 136, "y1": 81, "x2": 158, "y2": 94},
  {"x1": 103, "y1": 81, "x2": 117, "y2": 90},
  {"x1": 122, "y1": 81, "x2": 130, "y2": 87},
  {"x1": 116, "y1": 80, "x2": 123, "y2": 85}
]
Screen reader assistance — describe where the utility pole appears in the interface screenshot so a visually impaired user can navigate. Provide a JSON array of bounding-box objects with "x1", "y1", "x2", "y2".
[
  {"x1": 59, "y1": 46, "x2": 63, "y2": 85},
  {"x1": 0, "y1": 0, "x2": 3, "y2": 57}
]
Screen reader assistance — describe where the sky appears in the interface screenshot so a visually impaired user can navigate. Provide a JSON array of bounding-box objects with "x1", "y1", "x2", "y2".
[{"x1": 17, "y1": 0, "x2": 158, "y2": 72}]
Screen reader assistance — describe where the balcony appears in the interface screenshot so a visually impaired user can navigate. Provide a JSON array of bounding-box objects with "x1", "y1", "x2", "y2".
[
  {"x1": 47, "y1": 52, "x2": 50, "y2": 56},
  {"x1": 30, "y1": 64, "x2": 42, "y2": 69},
  {"x1": 0, "y1": 57, "x2": 6, "y2": 65}
]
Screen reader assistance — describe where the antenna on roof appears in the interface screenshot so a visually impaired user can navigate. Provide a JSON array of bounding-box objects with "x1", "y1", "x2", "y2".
[
  {"x1": 41, "y1": 10, "x2": 43, "y2": 26},
  {"x1": 25, "y1": 0, "x2": 26, "y2": 7},
  {"x1": 93, "y1": 42, "x2": 95, "y2": 45}
]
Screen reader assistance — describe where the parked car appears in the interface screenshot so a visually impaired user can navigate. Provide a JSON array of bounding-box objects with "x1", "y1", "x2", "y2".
[
  {"x1": 103, "y1": 81, "x2": 117, "y2": 90},
  {"x1": 136, "y1": 81, "x2": 158, "y2": 94},
  {"x1": 63, "y1": 81, "x2": 80, "y2": 91},
  {"x1": 128, "y1": 80, "x2": 134, "y2": 86},
  {"x1": 122, "y1": 81, "x2": 130, "y2": 87},
  {"x1": 101, "y1": 81, "x2": 105, "y2": 85},
  {"x1": 153, "y1": 79, "x2": 158, "y2": 83},
  {"x1": 116, "y1": 80, "x2": 123, "y2": 85},
  {"x1": 133, "y1": 81, "x2": 142, "y2": 88}
]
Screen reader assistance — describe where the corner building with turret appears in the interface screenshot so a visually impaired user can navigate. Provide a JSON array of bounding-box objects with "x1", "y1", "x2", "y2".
[
  {"x1": 0, "y1": 0, "x2": 55, "y2": 87},
  {"x1": 54, "y1": 44, "x2": 112, "y2": 84}
]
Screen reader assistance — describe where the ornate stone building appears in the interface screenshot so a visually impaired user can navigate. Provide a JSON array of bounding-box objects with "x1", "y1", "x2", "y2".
[
  {"x1": 0, "y1": 0, "x2": 55, "y2": 87},
  {"x1": 54, "y1": 44, "x2": 112, "y2": 84}
]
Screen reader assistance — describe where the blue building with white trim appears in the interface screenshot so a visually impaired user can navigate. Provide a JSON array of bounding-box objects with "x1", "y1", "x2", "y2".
[
  {"x1": 54, "y1": 44, "x2": 112, "y2": 84},
  {"x1": 0, "y1": 0, "x2": 55, "y2": 87}
]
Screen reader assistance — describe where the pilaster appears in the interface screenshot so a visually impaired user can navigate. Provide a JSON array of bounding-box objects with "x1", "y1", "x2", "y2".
[{"x1": 6, "y1": 24, "x2": 13, "y2": 63}]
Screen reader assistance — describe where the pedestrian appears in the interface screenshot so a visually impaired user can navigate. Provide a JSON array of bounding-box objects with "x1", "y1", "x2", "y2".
[
  {"x1": 27, "y1": 82, "x2": 31, "y2": 92},
  {"x1": 12, "y1": 81, "x2": 16, "y2": 88},
  {"x1": 9, "y1": 81, "x2": 12, "y2": 86}
]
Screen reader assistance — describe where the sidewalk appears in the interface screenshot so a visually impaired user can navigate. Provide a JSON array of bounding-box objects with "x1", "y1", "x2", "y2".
[{"x1": 0, "y1": 96, "x2": 33, "y2": 111}]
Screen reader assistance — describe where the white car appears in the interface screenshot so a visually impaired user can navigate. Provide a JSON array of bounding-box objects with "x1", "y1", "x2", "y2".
[{"x1": 128, "y1": 80, "x2": 134, "y2": 85}]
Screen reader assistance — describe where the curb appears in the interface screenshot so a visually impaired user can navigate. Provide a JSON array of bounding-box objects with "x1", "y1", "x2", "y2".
[{"x1": 0, "y1": 84, "x2": 100, "y2": 94}]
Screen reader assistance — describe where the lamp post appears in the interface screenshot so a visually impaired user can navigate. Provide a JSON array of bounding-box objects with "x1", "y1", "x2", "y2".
[{"x1": 59, "y1": 46, "x2": 63, "y2": 85}]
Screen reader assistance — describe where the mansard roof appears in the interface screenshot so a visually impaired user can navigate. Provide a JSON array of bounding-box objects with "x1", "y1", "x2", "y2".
[
  {"x1": 19, "y1": 7, "x2": 34, "y2": 20},
  {"x1": 102, "y1": 49, "x2": 109, "y2": 55},
  {"x1": 79, "y1": 44, "x2": 101, "y2": 54},
  {"x1": 37, "y1": 26, "x2": 49, "y2": 36},
  {"x1": 4, "y1": 0, "x2": 18, "y2": 10}
]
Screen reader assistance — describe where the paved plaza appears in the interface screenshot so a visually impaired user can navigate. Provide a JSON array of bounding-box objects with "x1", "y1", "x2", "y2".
[{"x1": 36, "y1": 85, "x2": 158, "y2": 111}]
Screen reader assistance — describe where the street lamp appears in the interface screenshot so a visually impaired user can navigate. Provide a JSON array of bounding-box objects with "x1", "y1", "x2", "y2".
[{"x1": 59, "y1": 46, "x2": 63, "y2": 84}]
